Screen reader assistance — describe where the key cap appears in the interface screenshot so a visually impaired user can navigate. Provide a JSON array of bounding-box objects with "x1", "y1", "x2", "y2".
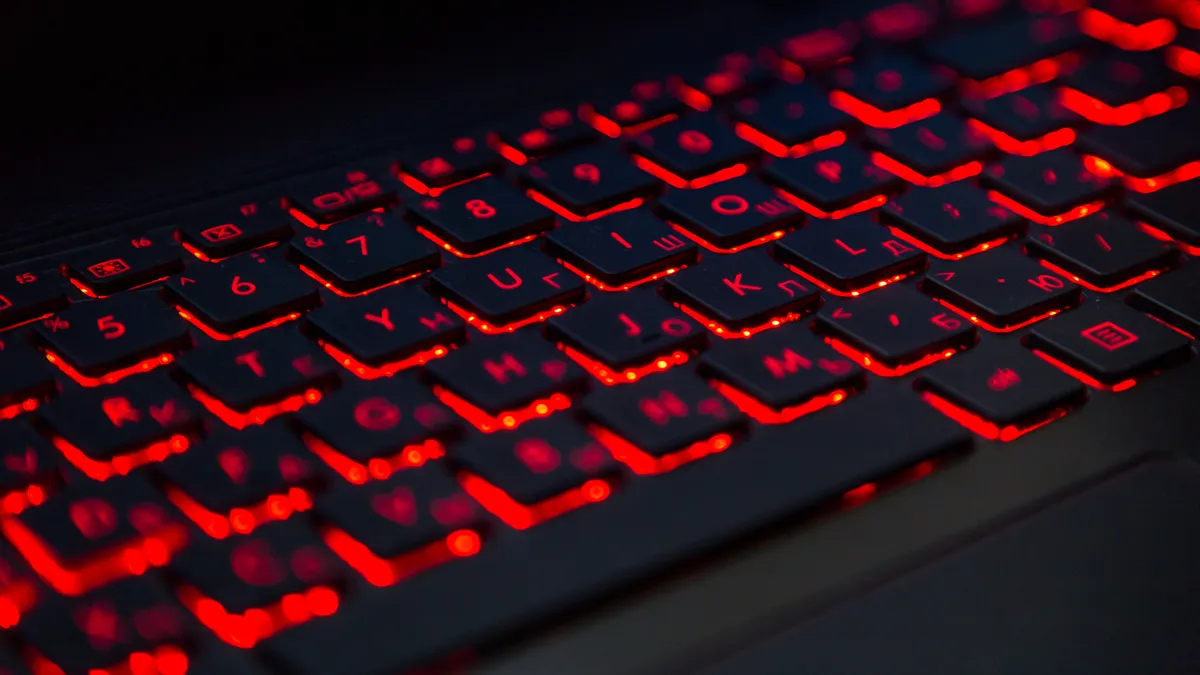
[
  {"x1": 424, "y1": 332, "x2": 589, "y2": 431},
  {"x1": 814, "y1": 285, "x2": 978, "y2": 375},
  {"x1": 177, "y1": 202, "x2": 295, "y2": 262},
  {"x1": 17, "y1": 576, "x2": 190, "y2": 674},
  {"x1": 547, "y1": 289, "x2": 707, "y2": 381},
  {"x1": 881, "y1": 182, "x2": 1025, "y2": 258},
  {"x1": 156, "y1": 424, "x2": 324, "y2": 538},
  {"x1": 700, "y1": 323, "x2": 866, "y2": 420},
  {"x1": 33, "y1": 294, "x2": 191, "y2": 383},
  {"x1": 0, "y1": 266, "x2": 68, "y2": 331},
  {"x1": 520, "y1": 144, "x2": 660, "y2": 219},
  {"x1": 663, "y1": 250, "x2": 820, "y2": 333},
  {"x1": 263, "y1": 388, "x2": 971, "y2": 675},
  {"x1": 165, "y1": 252, "x2": 320, "y2": 337},
  {"x1": 656, "y1": 176, "x2": 805, "y2": 251},
  {"x1": 282, "y1": 167, "x2": 398, "y2": 227},
  {"x1": 1127, "y1": 264, "x2": 1200, "y2": 336},
  {"x1": 780, "y1": 24, "x2": 859, "y2": 69},
  {"x1": 922, "y1": 13, "x2": 1084, "y2": 88},
  {"x1": 580, "y1": 80, "x2": 686, "y2": 137},
  {"x1": 980, "y1": 149, "x2": 1115, "y2": 224},
  {"x1": 1127, "y1": 180, "x2": 1200, "y2": 247},
  {"x1": 729, "y1": 83, "x2": 855, "y2": 157},
  {"x1": 287, "y1": 210, "x2": 440, "y2": 294},
  {"x1": 763, "y1": 144, "x2": 904, "y2": 217},
  {"x1": 629, "y1": 115, "x2": 757, "y2": 187},
  {"x1": 670, "y1": 52, "x2": 778, "y2": 110},
  {"x1": 304, "y1": 285, "x2": 466, "y2": 376},
  {"x1": 829, "y1": 52, "x2": 953, "y2": 127},
  {"x1": 295, "y1": 376, "x2": 460, "y2": 482},
  {"x1": 453, "y1": 417, "x2": 619, "y2": 529},
  {"x1": 176, "y1": 328, "x2": 339, "y2": 428},
  {"x1": 863, "y1": 1, "x2": 936, "y2": 41},
  {"x1": 962, "y1": 85, "x2": 1080, "y2": 155},
  {"x1": 1025, "y1": 212, "x2": 1177, "y2": 290},
  {"x1": 1079, "y1": 0, "x2": 1175, "y2": 50},
  {"x1": 39, "y1": 374, "x2": 202, "y2": 479},
  {"x1": 1076, "y1": 106, "x2": 1200, "y2": 181},
  {"x1": 1058, "y1": 48, "x2": 1186, "y2": 124},
  {"x1": 404, "y1": 177, "x2": 556, "y2": 256},
  {"x1": 64, "y1": 233, "x2": 182, "y2": 297},
  {"x1": 396, "y1": 135, "x2": 504, "y2": 195},
  {"x1": 582, "y1": 370, "x2": 748, "y2": 474},
  {"x1": 491, "y1": 106, "x2": 602, "y2": 163},
  {"x1": 922, "y1": 248, "x2": 1082, "y2": 330},
  {"x1": 0, "y1": 335, "x2": 58, "y2": 415},
  {"x1": 1027, "y1": 304, "x2": 1193, "y2": 387},
  {"x1": 0, "y1": 420, "x2": 62, "y2": 506},
  {"x1": 774, "y1": 213, "x2": 926, "y2": 294},
  {"x1": 864, "y1": 113, "x2": 992, "y2": 183},
  {"x1": 429, "y1": 246, "x2": 584, "y2": 329},
  {"x1": 545, "y1": 209, "x2": 698, "y2": 290},
  {"x1": 915, "y1": 341, "x2": 1086, "y2": 440},
  {"x1": 2, "y1": 474, "x2": 186, "y2": 594}
]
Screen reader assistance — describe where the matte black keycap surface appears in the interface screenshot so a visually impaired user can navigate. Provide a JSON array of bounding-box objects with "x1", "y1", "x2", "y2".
[
  {"x1": 981, "y1": 149, "x2": 1115, "y2": 219},
  {"x1": 165, "y1": 252, "x2": 320, "y2": 335},
  {"x1": 429, "y1": 246, "x2": 584, "y2": 327},
  {"x1": 830, "y1": 52, "x2": 953, "y2": 115},
  {"x1": 763, "y1": 144, "x2": 904, "y2": 214},
  {"x1": 0, "y1": 642, "x2": 30, "y2": 675},
  {"x1": 177, "y1": 202, "x2": 295, "y2": 261},
  {"x1": 922, "y1": 13, "x2": 1084, "y2": 82},
  {"x1": 492, "y1": 106, "x2": 601, "y2": 160},
  {"x1": 729, "y1": 83, "x2": 855, "y2": 152},
  {"x1": 630, "y1": 115, "x2": 757, "y2": 183},
  {"x1": 283, "y1": 167, "x2": 398, "y2": 226},
  {"x1": 962, "y1": 85, "x2": 1080, "y2": 144},
  {"x1": 774, "y1": 213, "x2": 926, "y2": 293},
  {"x1": 1127, "y1": 264, "x2": 1200, "y2": 336},
  {"x1": 922, "y1": 248, "x2": 1082, "y2": 329},
  {"x1": 881, "y1": 182, "x2": 1025, "y2": 256},
  {"x1": 0, "y1": 266, "x2": 68, "y2": 331},
  {"x1": 663, "y1": 250, "x2": 820, "y2": 331},
  {"x1": 582, "y1": 80, "x2": 686, "y2": 133},
  {"x1": 1027, "y1": 304, "x2": 1192, "y2": 385},
  {"x1": 404, "y1": 178, "x2": 555, "y2": 255},
  {"x1": 0, "y1": 335, "x2": 58, "y2": 410},
  {"x1": 1025, "y1": 212, "x2": 1177, "y2": 289},
  {"x1": 397, "y1": 135, "x2": 504, "y2": 192},
  {"x1": 546, "y1": 209, "x2": 698, "y2": 288},
  {"x1": 1076, "y1": 106, "x2": 1200, "y2": 177},
  {"x1": 64, "y1": 233, "x2": 182, "y2": 296},
  {"x1": 864, "y1": 113, "x2": 991, "y2": 178},
  {"x1": 520, "y1": 144, "x2": 660, "y2": 218},
  {"x1": 0, "y1": 420, "x2": 61, "y2": 495},
  {"x1": 1060, "y1": 48, "x2": 1182, "y2": 109},
  {"x1": 1126, "y1": 179, "x2": 1200, "y2": 246},
  {"x1": 287, "y1": 210, "x2": 439, "y2": 294},
  {"x1": 656, "y1": 176, "x2": 804, "y2": 250}
]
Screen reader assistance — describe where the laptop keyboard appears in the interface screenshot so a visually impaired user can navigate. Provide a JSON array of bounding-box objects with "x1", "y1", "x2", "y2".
[{"x1": 2, "y1": 1, "x2": 1200, "y2": 672}]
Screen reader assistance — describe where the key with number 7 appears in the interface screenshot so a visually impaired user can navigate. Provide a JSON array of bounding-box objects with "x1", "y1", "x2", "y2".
[{"x1": 287, "y1": 211, "x2": 441, "y2": 295}]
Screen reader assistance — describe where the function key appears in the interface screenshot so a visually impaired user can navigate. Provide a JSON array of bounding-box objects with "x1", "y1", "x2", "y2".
[
  {"x1": 0, "y1": 266, "x2": 68, "y2": 331},
  {"x1": 657, "y1": 175, "x2": 804, "y2": 251},
  {"x1": 165, "y1": 251, "x2": 320, "y2": 338},
  {"x1": 545, "y1": 209, "x2": 699, "y2": 290},
  {"x1": 395, "y1": 135, "x2": 504, "y2": 196},
  {"x1": 629, "y1": 116, "x2": 758, "y2": 188},
  {"x1": 520, "y1": 144, "x2": 660, "y2": 221},
  {"x1": 0, "y1": 420, "x2": 62, "y2": 513},
  {"x1": 1127, "y1": 180, "x2": 1200, "y2": 248},
  {"x1": 881, "y1": 182, "x2": 1025, "y2": 258},
  {"x1": 490, "y1": 107, "x2": 602, "y2": 164},
  {"x1": 1058, "y1": 49, "x2": 1187, "y2": 125},
  {"x1": 963, "y1": 85, "x2": 1080, "y2": 156},
  {"x1": 1128, "y1": 264, "x2": 1200, "y2": 337},
  {"x1": 773, "y1": 213, "x2": 926, "y2": 295},
  {"x1": 669, "y1": 51, "x2": 778, "y2": 111},
  {"x1": 582, "y1": 370, "x2": 748, "y2": 475},
  {"x1": 865, "y1": 113, "x2": 992, "y2": 186},
  {"x1": 915, "y1": 341, "x2": 1087, "y2": 442},
  {"x1": 580, "y1": 80, "x2": 685, "y2": 138},
  {"x1": 729, "y1": 83, "x2": 855, "y2": 158},
  {"x1": 1025, "y1": 212, "x2": 1178, "y2": 291},
  {"x1": 763, "y1": 144, "x2": 904, "y2": 218},
  {"x1": 453, "y1": 417, "x2": 619, "y2": 530},
  {"x1": 64, "y1": 233, "x2": 182, "y2": 297},
  {"x1": 429, "y1": 245, "x2": 584, "y2": 331},
  {"x1": 981, "y1": 149, "x2": 1115, "y2": 225},
  {"x1": 287, "y1": 211, "x2": 440, "y2": 295},
  {"x1": 1077, "y1": 106, "x2": 1200, "y2": 188},
  {"x1": 828, "y1": 52, "x2": 953, "y2": 128},
  {"x1": 177, "y1": 201, "x2": 295, "y2": 262},
  {"x1": 1027, "y1": 305, "x2": 1192, "y2": 389},
  {"x1": 282, "y1": 167, "x2": 398, "y2": 228},
  {"x1": 0, "y1": 337, "x2": 58, "y2": 419},
  {"x1": 404, "y1": 177, "x2": 555, "y2": 257}
]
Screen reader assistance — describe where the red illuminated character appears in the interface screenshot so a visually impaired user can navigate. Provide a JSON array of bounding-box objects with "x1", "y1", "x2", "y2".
[
  {"x1": 513, "y1": 438, "x2": 561, "y2": 474},
  {"x1": 1080, "y1": 321, "x2": 1138, "y2": 351},
  {"x1": 217, "y1": 447, "x2": 250, "y2": 485},
  {"x1": 419, "y1": 157, "x2": 454, "y2": 178},
  {"x1": 573, "y1": 163, "x2": 601, "y2": 184},
  {"x1": 678, "y1": 130, "x2": 713, "y2": 154},
  {"x1": 200, "y1": 224, "x2": 243, "y2": 243},
  {"x1": 101, "y1": 397, "x2": 140, "y2": 427},
  {"x1": 711, "y1": 194, "x2": 749, "y2": 215},
  {"x1": 76, "y1": 601, "x2": 126, "y2": 650},
  {"x1": 639, "y1": 391, "x2": 689, "y2": 425},
  {"x1": 762, "y1": 349, "x2": 812, "y2": 379},
  {"x1": 69, "y1": 499, "x2": 119, "y2": 540},
  {"x1": 371, "y1": 487, "x2": 418, "y2": 525},
  {"x1": 0, "y1": 296, "x2": 12, "y2": 312},
  {"x1": 816, "y1": 160, "x2": 842, "y2": 183},
  {"x1": 231, "y1": 540, "x2": 286, "y2": 586},
  {"x1": 353, "y1": 398, "x2": 402, "y2": 431},
  {"x1": 87, "y1": 259, "x2": 131, "y2": 279},
  {"x1": 987, "y1": 368, "x2": 1021, "y2": 391}
]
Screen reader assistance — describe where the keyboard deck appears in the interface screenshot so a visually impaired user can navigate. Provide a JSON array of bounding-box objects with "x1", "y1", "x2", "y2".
[{"x1": 3, "y1": 0, "x2": 1200, "y2": 673}]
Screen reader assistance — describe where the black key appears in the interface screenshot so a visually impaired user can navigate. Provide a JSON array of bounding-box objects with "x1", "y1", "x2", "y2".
[
  {"x1": 17, "y1": 577, "x2": 190, "y2": 674},
  {"x1": 176, "y1": 328, "x2": 338, "y2": 427},
  {"x1": 1076, "y1": 106, "x2": 1200, "y2": 179},
  {"x1": 670, "y1": 52, "x2": 777, "y2": 110},
  {"x1": 547, "y1": 290, "x2": 707, "y2": 380},
  {"x1": 922, "y1": 248, "x2": 1082, "y2": 330},
  {"x1": 520, "y1": 144, "x2": 661, "y2": 219},
  {"x1": 177, "y1": 202, "x2": 295, "y2": 262},
  {"x1": 3, "y1": 474, "x2": 185, "y2": 594},
  {"x1": 286, "y1": 210, "x2": 440, "y2": 294},
  {"x1": 763, "y1": 144, "x2": 904, "y2": 216},
  {"x1": 304, "y1": 285, "x2": 466, "y2": 375},
  {"x1": 33, "y1": 294, "x2": 191, "y2": 382},
  {"x1": 39, "y1": 374, "x2": 202, "y2": 476},
  {"x1": 582, "y1": 370, "x2": 747, "y2": 474},
  {"x1": 491, "y1": 106, "x2": 602, "y2": 162},
  {"x1": 396, "y1": 135, "x2": 504, "y2": 194},
  {"x1": 546, "y1": 210, "x2": 699, "y2": 290},
  {"x1": 425, "y1": 332, "x2": 589, "y2": 429},
  {"x1": 700, "y1": 323, "x2": 866, "y2": 417},
  {"x1": 923, "y1": 13, "x2": 1085, "y2": 85},
  {"x1": 829, "y1": 52, "x2": 953, "y2": 126},
  {"x1": 295, "y1": 376, "x2": 460, "y2": 480},
  {"x1": 1059, "y1": 48, "x2": 1185, "y2": 122},
  {"x1": 1128, "y1": 264, "x2": 1200, "y2": 336},
  {"x1": 0, "y1": 265, "x2": 68, "y2": 331},
  {"x1": 915, "y1": 341, "x2": 1086, "y2": 440},
  {"x1": 156, "y1": 425, "x2": 324, "y2": 537},
  {"x1": 453, "y1": 417, "x2": 619, "y2": 529},
  {"x1": 64, "y1": 233, "x2": 182, "y2": 297},
  {"x1": 165, "y1": 252, "x2": 320, "y2": 337},
  {"x1": 814, "y1": 285, "x2": 978, "y2": 375},
  {"x1": 580, "y1": 80, "x2": 686, "y2": 136},
  {"x1": 773, "y1": 214, "x2": 926, "y2": 294},
  {"x1": 629, "y1": 115, "x2": 758, "y2": 186},
  {"x1": 780, "y1": 24, "x2": 859, "y2": 69},
  {"x1": 1027, "y1": 304, "x2": 1193, "y2": 387},
  {"x1": 0, "y1": 420, "x2": 62, "y2": 500},
  {"x1": 429, "y1": 246, "x2": 584, "y2": 328},
  {"x1": 0, "y1": 335, "x2": 58, "y2": 414},
  {"x1": 404, "y1": 177, "x2": 555, "y2": 256},
  {"x1": 656, "y1": 176, "x2": 805, "y2": 250},
  {"x1": 729, "y1": 83, "x2": 855, "y2": 156},
  {"x1": 1128, "y1": 180, "x2": 1200, "y2": 247},
  {"x1": 962, "y1": 85, "x2": 1080, "y2": 154},
  {"x1": 980, "y1": 149, "x2": 1115, "y2": 223},
  {"x1": 1025, "y1": 212, "x2": 1178, "y2": 290},
  {"x1": 663, "y1": 250, "x2": 820, "y2": 333},
  {"x1": 282, "y1": 166, "x2": 398, "y2": 227},
  {"x1": 864, "y1": 113, "x2": 992, "y2": 182},
  {"x1": 881, "y1": 182, "x2": 1026, "y2": 258}
]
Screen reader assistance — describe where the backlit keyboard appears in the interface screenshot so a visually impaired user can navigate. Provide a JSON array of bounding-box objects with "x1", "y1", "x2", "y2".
[{"x1": 4, "y1": 1, "x2": 1200, "y2": 672}]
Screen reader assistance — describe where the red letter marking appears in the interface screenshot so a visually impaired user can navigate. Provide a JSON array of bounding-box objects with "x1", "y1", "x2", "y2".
[{"x1": 364, "y1": 309, "x2": 395, "y2": 331}]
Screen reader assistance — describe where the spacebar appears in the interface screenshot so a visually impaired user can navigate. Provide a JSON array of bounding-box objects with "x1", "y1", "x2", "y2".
[{"x1": 261, "y1": 389, "x2": 971, "y2": 675}]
